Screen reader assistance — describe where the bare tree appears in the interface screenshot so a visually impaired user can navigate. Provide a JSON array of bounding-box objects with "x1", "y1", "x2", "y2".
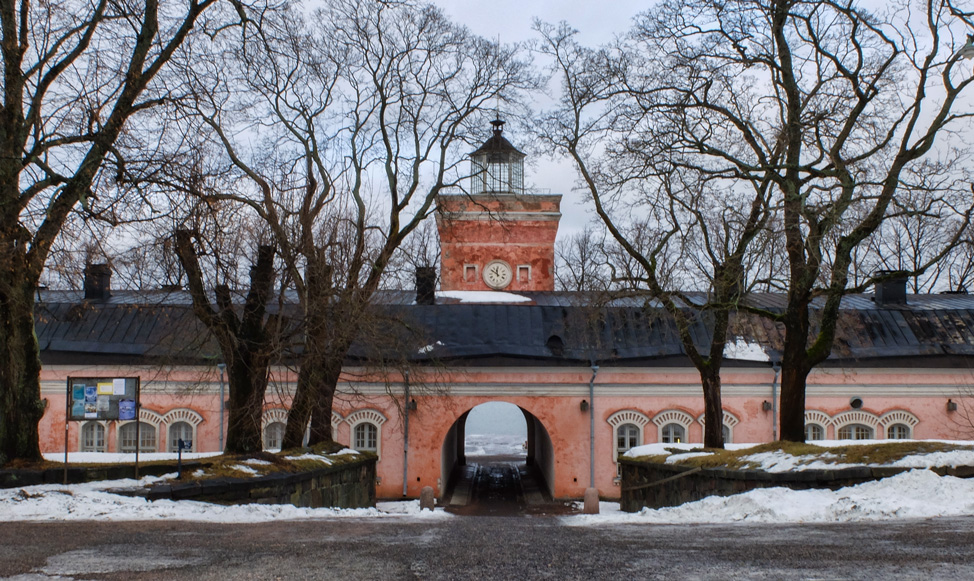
[
  {"x1": 171, "y1": 0, "x2": 535, "y2": 448},
  {"x1": 537, "y1": 22, "x2": 775, "y2": 448},
  {"x1": 0, "y1": 0, "x2": 227, "y2": 464},
  {"x1": 554, "y1": 226, "x2": 615, "y2": 293},
  {"x1": 546, "y1": 0, "x2": 974, "y2": 443},
  {"x1": 175, "y1": 229, "x2": 282, "y2": 454}
]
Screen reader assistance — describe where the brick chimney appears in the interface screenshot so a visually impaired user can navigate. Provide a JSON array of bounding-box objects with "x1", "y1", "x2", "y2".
[
  {"x1": 873, "y1": 270, "x2": 907, "y2": 306},
  {"x1": 84, "y1": 263, "x2": 112, "y2": 301},
  {"x1": 416, "y1": 267, "x2": 436, "y2": 305}
]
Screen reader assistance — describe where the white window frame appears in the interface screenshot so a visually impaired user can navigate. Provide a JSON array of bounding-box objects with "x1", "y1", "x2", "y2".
[
  {"x1": 805, "y1": 410, "x2": 833, "y2": 440},
  {"x1": 80, "y1": 421, "x2": 107, "y2": 453},
  {"x1": 833, "y1": 410, "x2": 880, "y2": 441},
  {"x1": 168, "y1": 421, "x2": 195, "y2": 453},
  {"x1": 345, "y1": 409, "x2": 387, "y2": 458},
  {"x1": 117, "y1": 408, "x2": 162, "y2": 453},
  {"x1": 264, "y1": 421, "x2": 286, "y2": 450},
  {"x1": 162, "y1": 408, "x2": 203, "y2": 453},
  {"x1": 653, "y1": 410, "x2": 694, "y2": 444},
  {"x1": 805, "y1": 423, "x2": 826, "y2": 441},
  {"x1": 880, "y1": 410, "x2": 918, "y2": 440},
  {"x1": 517, "y1": 264, "x2": 531, "y2": 283},
  {"x1": 886, "y1": 423, "x2": 911, "y2": 440},
  {"x1": 837, "y1": 423, "x2": 874, "y2": 440}
]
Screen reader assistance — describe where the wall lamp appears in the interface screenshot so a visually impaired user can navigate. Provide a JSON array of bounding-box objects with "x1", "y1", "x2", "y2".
[
  {"x1": 408, "y1": 398, "x2": 418, "y2": 412},
  {"x1": 947, "y1": 399, "x2": 958, "y2": 412},
  {"x1": 580, "y1": 399, "x2": 589, "y2": 412},
  {"x1": 762, "y1": 400, "x2": 772, "y2": 412}
]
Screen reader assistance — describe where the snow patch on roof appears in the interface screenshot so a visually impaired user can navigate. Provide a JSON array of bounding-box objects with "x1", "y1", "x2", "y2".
[
  {"x1": 723, "y1": 338, "x2": 771, "y2": 362},
  {"x1": 436, "y1": 291, "x2": 531, "y2": 304}
]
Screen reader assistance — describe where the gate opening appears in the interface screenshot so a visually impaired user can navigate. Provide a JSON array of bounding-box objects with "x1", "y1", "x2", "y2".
[{"x1": 440, "y1": 402, "x2": 564, "y2": 515}]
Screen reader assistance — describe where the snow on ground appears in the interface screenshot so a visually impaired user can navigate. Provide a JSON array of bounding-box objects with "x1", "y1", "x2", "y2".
[
  {"x1": 566, "y1": 470, "x2": 974, "y2": 525},
  {"x1": 624, "y1": 440, "x2": 974, "y2": 471},
  {"x1": 8, "y1": 438, "x2": 974, "y2": 524},
  {"x1": 0, "y1": 475, "x2": 452, "y2": 523}
]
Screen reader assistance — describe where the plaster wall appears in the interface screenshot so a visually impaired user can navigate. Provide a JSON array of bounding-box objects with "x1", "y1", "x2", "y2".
[{"x1": 35, "y1": 363, "x2": 974, "y2": 500}]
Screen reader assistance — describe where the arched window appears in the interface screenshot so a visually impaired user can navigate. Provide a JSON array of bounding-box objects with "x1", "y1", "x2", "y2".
[
  {"x1": 353, "y1": 422, "x2": 378, "y2": 453},
  {"x1": 81, "y1": 422, "x2": 105, "y2": 452},
  {"x1": 169, "y1": 421, "x2": 194, "y2": 452},
  {"x1": 118, "y1": 422, "x2": 157, "y2": 453},
  {"x1": 721, "y1": 424, "x2": 731, "y2": 444},
  {"x1": 887, "y1": 423, "x2": 911, "y2": 440},
  {"x1": 264, "y1": 422, "x2": 285, "y2": 450},
  {"x1": 616, "y1": 423, "x2": 640, "y2": 457},
  {"x1": 661, "y1": 423, "x2": 686, "y2": 444},
  {"x1": 806, "y1": 424, "x2": 825, "y2": 441},
  {"x1": 837, "y1": 424, "x2": 874, "y2": 440},
  {"x1": 345, "y1": 409, "x2": 386, "y2": 458}
]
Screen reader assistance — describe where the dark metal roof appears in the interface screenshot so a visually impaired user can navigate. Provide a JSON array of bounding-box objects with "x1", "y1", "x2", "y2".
[
  {"x1": 470, "y1": 119, "x2": 525, "y2": 158},
  {"x1": 33, "y1": 289, "x2": 974, "y2": 366}
]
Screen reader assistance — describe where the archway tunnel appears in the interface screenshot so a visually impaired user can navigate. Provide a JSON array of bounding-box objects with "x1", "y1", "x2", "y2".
[{"x1": 439, "y1": 402, "x2": 555, "y2": 514}]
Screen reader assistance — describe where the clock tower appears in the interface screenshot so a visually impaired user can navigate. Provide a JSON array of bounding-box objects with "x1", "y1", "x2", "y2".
[{"x1": 436, "y1": 119, "x2": 561, "y2": 292}]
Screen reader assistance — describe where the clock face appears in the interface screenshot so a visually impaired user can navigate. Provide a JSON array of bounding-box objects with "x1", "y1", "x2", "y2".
[{"x1": 483, "y1": 260, "x2": 513, "y2": 289}]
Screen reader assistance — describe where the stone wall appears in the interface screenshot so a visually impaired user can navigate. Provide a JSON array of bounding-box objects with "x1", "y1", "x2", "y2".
[
  {"x1": 619, "y1": 457, "x2": 974, "y2": 512},
  {"x1": 0, "y1": 462, "x2": 201, "y2": 488},
  {"x1": 145, "y1": 456, "x2": 376, "y2": 509}
]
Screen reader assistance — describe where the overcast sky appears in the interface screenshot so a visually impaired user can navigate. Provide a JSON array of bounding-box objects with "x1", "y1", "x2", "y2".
[{"x1": 429, "y1": 1, "x2": 650, "y2": 238}]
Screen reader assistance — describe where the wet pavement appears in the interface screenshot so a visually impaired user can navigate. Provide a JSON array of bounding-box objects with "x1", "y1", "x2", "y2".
[
  {"x1": 3, "y1": 517, "x2": 974, "y2": 579},
  {"x1": 442, "y1": 454, "x2": 577, "y2": 516}
]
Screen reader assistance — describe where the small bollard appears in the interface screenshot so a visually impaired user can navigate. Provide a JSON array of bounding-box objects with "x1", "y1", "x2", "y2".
[
  {"x1": 419, "y1": 486, "x2": 436, "y2": 511},
  {"x1": 583, "y1": 487, "x2": 600, "y2": 514}
]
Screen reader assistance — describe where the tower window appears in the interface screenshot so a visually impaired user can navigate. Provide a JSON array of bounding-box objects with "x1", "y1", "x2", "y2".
[
  {"x1": 517, "y1": 265, "x2": 531, "y2": 283},
  {"x1": 464, "y1": 264, "x2": 478, "y2": 282}
]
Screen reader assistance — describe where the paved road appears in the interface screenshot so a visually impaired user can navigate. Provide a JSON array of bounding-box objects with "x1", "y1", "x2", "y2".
[
  {"x1": 444, "y1": 455, "x2": 574, "y2": 516},
  {"x1": 2, "y1": 516, "x2": 974, "y2": 580}
]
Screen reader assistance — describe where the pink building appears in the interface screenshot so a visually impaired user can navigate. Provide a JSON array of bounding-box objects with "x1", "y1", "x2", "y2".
[{"x1": 33, "y1": 122, "x2": 974, "y2": 500}]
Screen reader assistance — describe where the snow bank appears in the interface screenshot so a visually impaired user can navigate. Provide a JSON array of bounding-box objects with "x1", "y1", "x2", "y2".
[
  {"x1": 0, "y1": 476, "x2": 453, "y2": 523},
  {"x1": 565, "y1": 469, "x2": 974, "y2": 525}
]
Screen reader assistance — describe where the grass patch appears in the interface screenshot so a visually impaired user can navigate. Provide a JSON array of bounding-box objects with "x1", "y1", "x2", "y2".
[
  {"x1": 177, "y1": 446, "x2": 371, "y2": 482},
  {"x1": 626, "y1": 441, "x2": 974, "y2": 471}
]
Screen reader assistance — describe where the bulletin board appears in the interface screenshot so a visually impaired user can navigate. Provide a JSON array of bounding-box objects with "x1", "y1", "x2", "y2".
[
  {"x1": 66, "y1": 377, "x2": 140, "y2": 421},
  {"x1": 63, "y1": 376, "x2": 142, "y2": 483}
]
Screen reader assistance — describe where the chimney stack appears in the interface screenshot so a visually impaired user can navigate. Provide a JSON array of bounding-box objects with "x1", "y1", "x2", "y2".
[
  {"x1": 873, "y1": 270, "x2": 907, "y2": 306},
  {"x1": 416, "y1": 267, "x2": 436, "y2": 305},
  {"x1": 84, "y1": 263, "x2": 112, "y2": 301}
]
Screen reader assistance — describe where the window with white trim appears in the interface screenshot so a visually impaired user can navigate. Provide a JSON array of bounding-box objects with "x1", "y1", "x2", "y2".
[
  {"x1": 721, "y1": 424, "x2": 731, "y2": 444},
  {"x1": 837, "y1": 424, "x2": 874, "y2": 440},
  {"x1": 887, "y1": 423, "x2": 911, "y2": 440},
  {"x1": 806, "y1": 423, "x2": 825, "y2": 441},
  {"x1": 119, "y1": 422, "x2": 157, "y2": 453},
  {"x1": 353, "y1": 422, "x2": 378, "y2": 453},
  {"x1": 661, "y1": 423, "x2": 685, "y2": 443},
  {"x1": 264, "y1": 422, "x2": 285, "y2": 450},
  {"x1": 169, "y1": 421, "x2": 194, "y2": 452},
  {"x1": 81, "y1": 422, "x2": 105, "y2": 452},
  {"x1": 616, "y1": 423, "x2": 640, "y2": 457}
]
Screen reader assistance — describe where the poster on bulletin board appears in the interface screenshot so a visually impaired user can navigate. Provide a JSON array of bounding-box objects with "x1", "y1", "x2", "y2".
[{"x1": 65, "y1": 377, "x2": 140, "y2": 421}]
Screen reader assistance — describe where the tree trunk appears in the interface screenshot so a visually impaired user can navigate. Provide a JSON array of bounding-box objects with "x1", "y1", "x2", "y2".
[
  {"x1": 223, "y1": 354, "x2": 271, "y2": 454},
  {"x1": 174, "y1": 232, "x2": 277, "y2": 454},
  {"x1": 778, "y1": 310, "x2": 812, "y2": 442},
  {"x1": 700, "y1": 368, "x2": 725, "y2": 449},
  {"x1": 0, "y1": 275, "x2": 45, "y2": 464}
]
